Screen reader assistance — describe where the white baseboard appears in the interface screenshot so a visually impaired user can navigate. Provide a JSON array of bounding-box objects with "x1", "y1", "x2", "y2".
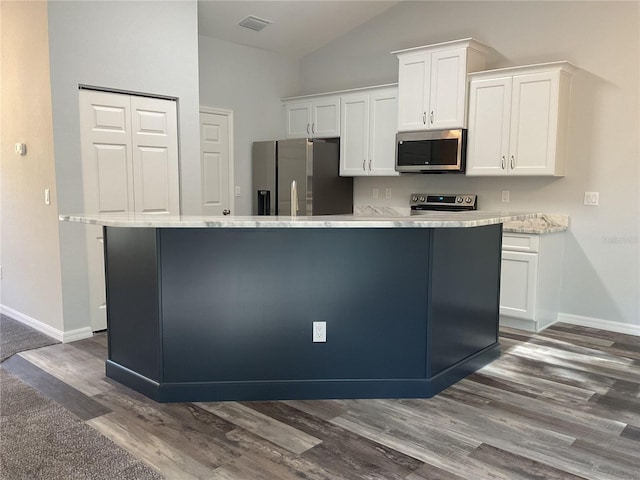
[
  {"x1": 0, "y1": 304, "x2": 93, "y2": 343},
  {"x1": 557, "y1": 312, "x2": 640, "y2": 337}
]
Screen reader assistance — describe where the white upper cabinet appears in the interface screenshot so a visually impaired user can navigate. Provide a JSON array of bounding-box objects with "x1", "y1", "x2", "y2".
[
  {"x1": 394, "y1": 38, "x2": 488, "y2": 132},
  {"x1": 283, "y1": 96, "x2": 340, "y2": 138},
  {"x1": 340, "y1": 85, "x2": 399, "y2": 176},
  {"x1": 466, "y1": 62, "x2": 574, "y2": 177}
]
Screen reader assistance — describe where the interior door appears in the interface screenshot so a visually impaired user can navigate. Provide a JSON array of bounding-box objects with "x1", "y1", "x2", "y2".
[
  {"x1": 131, "y1": 96, "x2": 180, "y2": 214},
  {"x1": 79, "y1": 89, "x2": 179, "y2": 331},
  {"x1": 200, "y1": 108, "x2": 233, "y2": 216}
]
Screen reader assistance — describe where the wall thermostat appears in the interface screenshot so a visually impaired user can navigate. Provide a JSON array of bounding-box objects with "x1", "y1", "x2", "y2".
[{"x1": 15, "y1": 143, "x2": 27, "y2": 156}]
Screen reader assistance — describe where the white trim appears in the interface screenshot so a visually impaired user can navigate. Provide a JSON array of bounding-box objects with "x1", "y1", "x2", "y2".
[
  {"x1": 199, "y1": 106, "x2": 235, "y2": 216},
  {"x1": 282, "y1": 83, "x2": 398, "y2": 101},
  {"x1": 0, "y1": 304, "x2": 93, "y2": 343},
  {"x1": 557, "y1": 312, "x2": 640, "y2": 337}
]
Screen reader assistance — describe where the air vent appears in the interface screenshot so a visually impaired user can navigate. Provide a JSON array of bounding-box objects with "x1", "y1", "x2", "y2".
[{"x1": 239, "y1": 15, "x2": 272, "y2": 32}]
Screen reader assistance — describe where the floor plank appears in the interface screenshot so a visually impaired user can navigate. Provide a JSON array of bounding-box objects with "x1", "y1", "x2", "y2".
[{"x1": 1, "y1": 354, "x2": 111, "y2": 421}]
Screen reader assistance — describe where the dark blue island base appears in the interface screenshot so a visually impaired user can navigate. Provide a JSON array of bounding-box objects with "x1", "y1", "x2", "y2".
[{"x1": 103, "y1": 225, "x2": 503, "y2": 402}]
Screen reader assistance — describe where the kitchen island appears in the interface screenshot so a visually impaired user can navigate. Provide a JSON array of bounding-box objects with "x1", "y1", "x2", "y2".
[{"x1": 61, "y1": 212, "x2": 538, "y2": 402}]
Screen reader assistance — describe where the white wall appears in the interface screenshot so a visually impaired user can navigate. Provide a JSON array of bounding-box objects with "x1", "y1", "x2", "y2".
[
  {"x1": 0, "y1": 1, "x2": 65, "y2": 332},
  {"x1": 47, "y1": 0, "x2": 201, "y2": 333},
  {"x1": 198, "y1": 35, "x2": 300, "y2": 215},
  {"x1": 299, "y1": 1, "x2": 639, "y2": 330}
]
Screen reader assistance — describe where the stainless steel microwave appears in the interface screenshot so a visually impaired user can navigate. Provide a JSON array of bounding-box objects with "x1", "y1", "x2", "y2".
[{"x1": 395, "y1": 129, "x2": 467, "y2": 173}]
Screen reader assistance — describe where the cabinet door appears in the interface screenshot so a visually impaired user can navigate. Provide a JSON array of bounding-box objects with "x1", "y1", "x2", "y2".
[
  {"x1": 340, "y1": 94, "x2": 369, "y2": 176},
  {"x1": 397, "y1": 52, "x2": 430, "y2": 131},
  {"x1": 466, "y1": 77, "x2": 512, "y2": 176},
  {"x1": 509, "y1": 71, "x2": 559, "y2": 175},
  {"x1": 284, "y1": 102, "x2": 311, "y2": 138},
  {"x1": 429, "y1": 48, "x2": 466, "y2": 129},
  {"x1": 312, "y1": 97, "x2": 340, "y2": 138},
  {"x1": 500, "y1": 251, "x2": 538, "y2": 320},
  {"x1": 369, "y1": 88, "x2": 399, "y2": 176}
]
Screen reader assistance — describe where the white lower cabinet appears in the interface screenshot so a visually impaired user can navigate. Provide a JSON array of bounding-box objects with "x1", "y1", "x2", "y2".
[{"x1": 500, "y1": 232, "x2": 564, "y2": 332}]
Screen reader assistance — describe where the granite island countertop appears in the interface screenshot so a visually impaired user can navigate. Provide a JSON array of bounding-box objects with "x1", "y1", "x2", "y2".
[
  {"x1": 60, "y1": 211, "x2": 541, "y2": 229},
  {"x1": 352, "y1": 206, "x2": 569, "y2": 235}
]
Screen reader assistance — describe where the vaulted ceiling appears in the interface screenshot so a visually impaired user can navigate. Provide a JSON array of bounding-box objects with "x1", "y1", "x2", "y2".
[{"x1": 197, "y1": 1, "x2": 401, "y2": 59}]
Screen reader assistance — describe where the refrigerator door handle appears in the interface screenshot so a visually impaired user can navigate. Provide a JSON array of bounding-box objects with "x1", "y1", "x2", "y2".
[{"x1": 291, "y1": 180, "x2": 298, "y2": 217}]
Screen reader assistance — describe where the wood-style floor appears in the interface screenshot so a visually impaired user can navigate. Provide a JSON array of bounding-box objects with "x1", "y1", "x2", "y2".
[{"x1": 2, "y1": 323, "x2": 639, "y2": 480}]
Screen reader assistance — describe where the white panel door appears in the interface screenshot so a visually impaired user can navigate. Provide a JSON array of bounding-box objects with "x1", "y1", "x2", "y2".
[
  {"x1": 429, "y1": 48, "x2": 466, "y2": 129},
  {"x1": 131, "y1": 96, "x2": 180, "y2": 214},
  {"x1": 200, "y1": 108, "x2": 233, "y2": 216},
  {"x1": 79, "y1": 90, "x2": 134, "y2": 214},
  {"x1": 284, "y1": 102, "x2": 311, "y2": 138},
  {"x1": 397, "y1": 52, "x2": 430, "y2": 131},
  {"x1": 339, "y1": 94, "x2": 369, "y2": 176},
  {"x1": 509, "y1": 72, "x2": 558, "y2": 175},
  {"x1": 79, "y1": 89, "x2": 180, "y2": 332},
  {"x1": 500, "y1": 251, "x2": 538, "y2": 320},
  {"x1": 79, "y1": 90, "x2": 134, "y2": 333},
  {"x1": 466, "y1": 77, "x2": 512, "y2": 176},
  {"x1": 369, "y1": 88, "x2": 399, "y2": 176},
  {"x1": 311, "y1": 98, "x2": 340, "y2": 138}
]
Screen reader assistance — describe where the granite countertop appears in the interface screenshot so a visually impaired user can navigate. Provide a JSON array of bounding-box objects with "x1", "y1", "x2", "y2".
[
  {"x1": 60, "y1": 211, "x2": 541, "y2": 229},
  {"x1": 502, "y1": 214, "x2": 569, "y2": 234},
  {"x1": 354, "y1": 206, "x2": 569, "y2": 235}
]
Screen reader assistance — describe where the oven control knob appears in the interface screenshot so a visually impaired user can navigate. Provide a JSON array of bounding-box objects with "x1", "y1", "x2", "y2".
[
  {"x1": 419, "y1": 196, "x2": 426, "y2": 202},
  {"x1": 411, "y1": 195, "x2": 419, "y2": 203},
  {"x1": 456, "y1": 196, "x2": 463, "y2": 203},
  {"x1": 465, "y1": 196, "x2": 473, "y2": 204}
]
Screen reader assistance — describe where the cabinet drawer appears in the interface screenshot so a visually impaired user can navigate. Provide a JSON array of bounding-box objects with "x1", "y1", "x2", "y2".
[{"x1": 502, "y1": 233, "x2": 539, "y2": 253}]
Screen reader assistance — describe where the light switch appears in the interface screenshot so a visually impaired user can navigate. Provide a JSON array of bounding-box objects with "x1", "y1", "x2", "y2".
[
  {"x1": 15, "y1": 143, "x2": 27, "y2": 156},
  {"x1": 44, "y1": 188, "x2": 51, "y2": 205}
]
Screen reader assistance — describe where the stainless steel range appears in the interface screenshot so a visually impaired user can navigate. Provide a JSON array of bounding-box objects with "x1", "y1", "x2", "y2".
[{"x1": 410, "y1": 193, "x2": 478, "y2": 213}]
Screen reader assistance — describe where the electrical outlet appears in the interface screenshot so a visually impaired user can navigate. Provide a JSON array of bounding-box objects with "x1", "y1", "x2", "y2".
[
  {"x1": 234, "y1": 186, "x2": 241, "y2": 197},
  {"x1": 312, "y1": 321, "x2": 326, "y2": 343},
  {"x1": 385, "y1": 188, "x2": 392, "y2": 199},
  {"x1": 372, "y1": 188, "x2": 379, "y2": 199},
  {"x1": 501, "y1": 190, "x2": 510, "y2": 203},
  {"x1": 584, "y1": 192, "x2": 599, "y2": 206}
]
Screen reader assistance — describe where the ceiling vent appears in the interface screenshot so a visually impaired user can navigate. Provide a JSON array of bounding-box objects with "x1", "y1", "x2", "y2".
[{"x1": 239, "y1": 15, "x2": 272, "y2": 32}]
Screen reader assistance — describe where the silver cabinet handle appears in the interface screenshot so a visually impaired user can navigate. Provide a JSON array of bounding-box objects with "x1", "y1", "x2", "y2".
[
  {"x1": 222, "y1": 209, "x2": 230, "y2": 215},
  {"x1": 501, "y1": 156, "x2": 506, "y2": 169},
  {"x1": 312, "y1": 123, "x2": 316, "y2": 134},
  {"x1": 430, "y1": 111, "x2": 434, "y2": 124},
  {"x1": 307, "y1": 123, "x2": 310, "y2": 134},
  {"x1": 510, "y1": 155, "x2": 515, "y2": 169},
  {"x1": 290, "y1": 180, "x2": 298, "y2": 217},
  {"x1": 369, "y1": 159, "x2": 372, "y2": 171},
  {"x1": 422, "y1": 112, "x2": 427, "y2": 125},
  {"x1": 362, "y1": 159, "x2": 366, "y2": 171}
]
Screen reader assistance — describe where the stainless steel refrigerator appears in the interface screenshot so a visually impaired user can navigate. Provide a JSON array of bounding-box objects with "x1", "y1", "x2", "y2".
[{"x1": 252, "y1": 138, "x2": 353, "y2": 216}]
